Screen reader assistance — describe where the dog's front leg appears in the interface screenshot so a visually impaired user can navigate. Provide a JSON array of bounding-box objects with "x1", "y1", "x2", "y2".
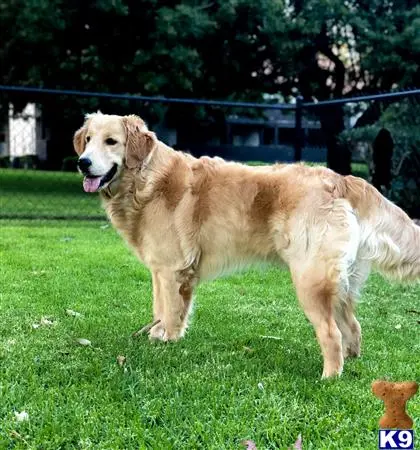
[
  {"x1": 149, "y1": 269, "x2": 193, "y2": 342},
  {"x1": 147, "y1": 270, "x2": 166, "y2": 340}
]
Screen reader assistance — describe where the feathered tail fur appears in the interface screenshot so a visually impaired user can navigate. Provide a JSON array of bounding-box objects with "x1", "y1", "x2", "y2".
[{"x1": 344, "y1": 175, "x2": 420, "y2": 281}]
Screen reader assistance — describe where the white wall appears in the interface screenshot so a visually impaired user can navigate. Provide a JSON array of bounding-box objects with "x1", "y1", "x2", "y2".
[{"x1": 7, "y1": 103, "x2": 47, "y2": 160}]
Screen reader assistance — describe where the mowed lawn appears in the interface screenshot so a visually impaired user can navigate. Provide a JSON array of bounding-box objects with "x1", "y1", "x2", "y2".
[
  {"x1": 0, "y1": 169, "x2": 103, "y2": 219},
  {"x1": 1, "y1": 220, "x2": 419, "y2": 449}
]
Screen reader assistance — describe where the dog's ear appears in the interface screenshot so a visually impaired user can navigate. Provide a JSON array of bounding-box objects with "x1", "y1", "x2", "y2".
[
  {"x1": 122, "y1": 115, "x2": 157, "y2": 169},
  {"x1": 73, "y1": 123, "x2": 88, "y2": 156}
]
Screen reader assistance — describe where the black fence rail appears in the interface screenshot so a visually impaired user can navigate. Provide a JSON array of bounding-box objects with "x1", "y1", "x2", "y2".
[{"x1": 0, "y1": 85, "x2": 419, "y2": 220}]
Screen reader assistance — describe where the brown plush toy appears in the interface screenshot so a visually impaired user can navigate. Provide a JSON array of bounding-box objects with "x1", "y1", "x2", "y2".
[{"x1": 372, "y1": 380, "x2": 418, "y2": 429}]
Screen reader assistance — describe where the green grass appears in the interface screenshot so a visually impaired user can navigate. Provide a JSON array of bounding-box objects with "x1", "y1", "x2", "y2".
[
  {"x1": 0, "y1": 220, "x2": 418, "y2": 449},
  {"x1": 350, "y1": 162, "x2": 369, "y2": 179},
  {"x1": 0, "y1": 169, "x2": 103, "y2": 219}
]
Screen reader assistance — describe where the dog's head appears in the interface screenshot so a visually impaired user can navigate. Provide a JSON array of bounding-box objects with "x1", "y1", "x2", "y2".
[{"x1": 73, "y1": 112, "x2": 156, "y2": 193}]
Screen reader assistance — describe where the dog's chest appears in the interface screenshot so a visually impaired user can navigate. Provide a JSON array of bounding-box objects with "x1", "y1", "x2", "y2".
[
  {"x1": 103, "y1": 196, "x2": 181, "y2": 267},
  {"x1": 103, "y1": 196, "x2": 144, "y2": 247}
]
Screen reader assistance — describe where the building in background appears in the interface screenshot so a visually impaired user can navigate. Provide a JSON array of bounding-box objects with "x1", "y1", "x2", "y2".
[{"x1": 0, "y1": 103, "x2": 48, "y2": 166}]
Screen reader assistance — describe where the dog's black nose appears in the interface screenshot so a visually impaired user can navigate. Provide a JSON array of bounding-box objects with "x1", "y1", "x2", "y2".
[{"x1": 77, "y1": 157, "x2": 92, "y2": 173}]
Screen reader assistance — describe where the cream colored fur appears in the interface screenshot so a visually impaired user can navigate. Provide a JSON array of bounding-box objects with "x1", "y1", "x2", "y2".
[{"x1": 73, "y1": 112, "x2": 420, "y2": 379}]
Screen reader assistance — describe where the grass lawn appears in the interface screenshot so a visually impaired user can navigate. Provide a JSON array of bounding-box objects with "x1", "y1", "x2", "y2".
[
  {"x1": 0, "y1": 169, "x2": 103, "y2": 219},
  {"x1": 0, "y1": 220, "x2": 419, "y2": 449}
]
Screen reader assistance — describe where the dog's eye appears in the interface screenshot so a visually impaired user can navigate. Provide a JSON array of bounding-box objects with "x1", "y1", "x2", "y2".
[
  {"x1": 105, "y1": 138, "x2": 117, "y2": 146},
  {"x1": 86, "y1": 136, "x2": 91, "y2": 143}
]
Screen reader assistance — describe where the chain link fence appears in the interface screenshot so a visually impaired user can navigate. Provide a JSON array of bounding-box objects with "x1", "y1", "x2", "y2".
[{"x1": 0, "y1": 86, "x2": 419, "y2": 220}]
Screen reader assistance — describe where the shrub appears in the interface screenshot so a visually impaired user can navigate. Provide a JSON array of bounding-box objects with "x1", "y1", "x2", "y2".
[
  {"x1": 0, "y1": 156, "x2": 10, "y2": 168},
  {"x1": 10, "y1": 155, "x2": 40, "y2": 169},
  {"x1": 61, "y1": 156, "x2": 78, "y2": 172}
]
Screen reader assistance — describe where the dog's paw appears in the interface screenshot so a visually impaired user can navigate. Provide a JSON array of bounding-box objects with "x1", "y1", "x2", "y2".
[
  {"x1": 321, "y1": 365, "x2": 343, "y2": 379},
  {"x1": 148, "y1": 322, "x2": 165, "y2": 341},
  {"x1": 148, "y1": 322, "x2": 186, "y2": 342},
  {"x1": 162, "y1": 329, "x2": 182, "y2": 342},
  {"x1": 343, "y1": 344, "x2": 361, "y2": 359}
]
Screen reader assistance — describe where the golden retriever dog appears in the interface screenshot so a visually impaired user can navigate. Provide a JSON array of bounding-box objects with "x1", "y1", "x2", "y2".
[{"x1": 73, "y1": 112, "x2": 419, "y2": 378}]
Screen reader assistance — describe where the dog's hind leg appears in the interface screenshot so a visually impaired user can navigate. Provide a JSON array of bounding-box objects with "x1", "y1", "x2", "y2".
[
  {"x1": 291, "y1": 261, "x2": 344, "y2": 378},
  {"x1": 334, "y1": 300, "x2": 361, "y2": 359},
  {"x1": 335, "y1": 260, "x2": 370, "y2": 358},
  {"x1": 288, "y1": 198, "x2": 360, "y2": 377}
]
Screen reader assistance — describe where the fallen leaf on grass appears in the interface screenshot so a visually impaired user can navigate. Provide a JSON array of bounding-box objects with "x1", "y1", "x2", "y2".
[
  {"x1": 241, "y1": 440, "x2": 257, "y2": 450},
  {"x1": 65, "y1": 309, "x2": 82, "y2": 317},
  {"x1": 14, "y1": 411, "x2": 29, "y2": 422},
  {"x1": 32, "y1": 317, "x2": 55, "y2": 329},
  {"x1": 5, "y1": 339, "x2": 16, "y2": 350},
  {"x1": 76, "y1": 338, "x2": 91, "y2": 346},
  {"x1": 31, "y1": 270, "x2": 47, "y2": 276},
  {"x1": 116, "y1": 355, "x2": 126, "y2": 367},
  {"x1": 40, "y1": 317, "x2": 54, "y2": 326}
]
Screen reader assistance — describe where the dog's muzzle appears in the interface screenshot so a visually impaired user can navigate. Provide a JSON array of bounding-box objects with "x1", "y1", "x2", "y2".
[{"x1": 81, "y1": 163, "x2": 118, "y2": 193}]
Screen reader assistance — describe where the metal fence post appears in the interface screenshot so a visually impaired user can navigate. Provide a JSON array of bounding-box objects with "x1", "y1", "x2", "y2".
[{"x1": 294, "y1": 96, "x2": 303, "y2": 162}]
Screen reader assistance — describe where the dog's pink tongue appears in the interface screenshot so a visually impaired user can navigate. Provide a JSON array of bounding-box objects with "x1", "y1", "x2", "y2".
[{"x1": 83, "y1": 177, "x2": 101, "y2": 193}]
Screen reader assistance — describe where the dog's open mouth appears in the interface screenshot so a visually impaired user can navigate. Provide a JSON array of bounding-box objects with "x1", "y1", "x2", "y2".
[{"x1": 83, "y1": 164, "x2": 118, "y2": 193}]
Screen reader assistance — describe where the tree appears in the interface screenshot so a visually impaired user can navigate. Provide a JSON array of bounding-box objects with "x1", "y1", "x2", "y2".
[
  {"x1": 1, "y1": 0, "x2": 419, "y2": 171},
  {"x1": 263, "y1": 0, "x2": 420, "y2": 173}
]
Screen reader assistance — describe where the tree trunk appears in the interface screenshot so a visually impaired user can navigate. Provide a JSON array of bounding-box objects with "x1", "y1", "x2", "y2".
[
  {"x1": 316, "y1": 30, "x2": 350, "y2": 175},
  {"x1": 371, "y1": 127, "x2": 393, "y2": 191},
  {"x1": 297, "y1": 24, "x2": 351, "y2": 175}
]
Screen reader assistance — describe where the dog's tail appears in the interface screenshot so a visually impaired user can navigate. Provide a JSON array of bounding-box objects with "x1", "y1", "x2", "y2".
[{"x1": 344, "y1": 175, "x2": 420, "y2": 281}]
